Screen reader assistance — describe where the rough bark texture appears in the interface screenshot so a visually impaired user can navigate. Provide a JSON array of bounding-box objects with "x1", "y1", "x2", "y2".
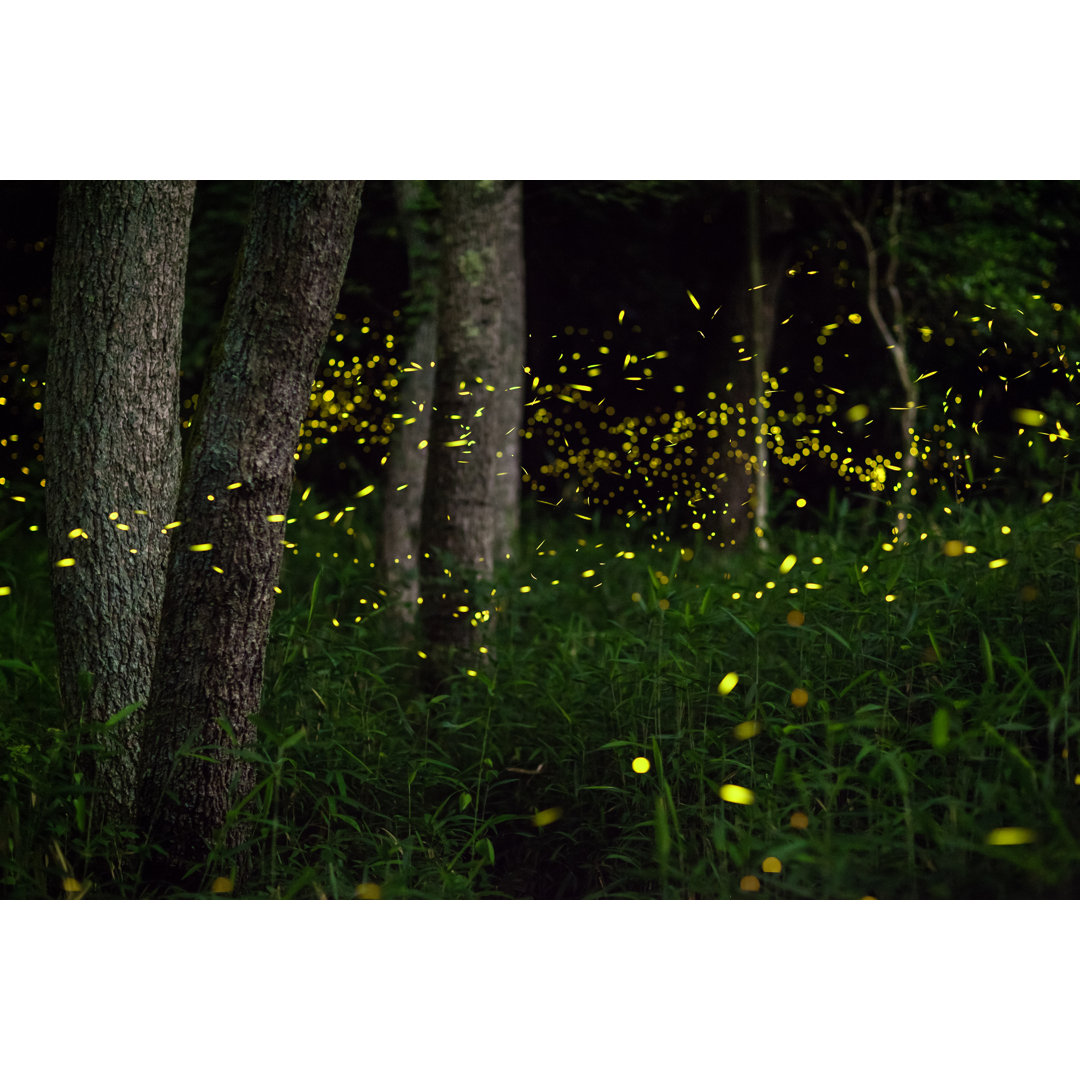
[
  {"x1": 380, "y1": 181, "x2": 439, "y2": 624},
  {"x1": 418, "y1": 181, "x2": 524, "y2": 679},
  {"x1": 136, "y1": 181, "x2": 363, "y2": 888},
  {"x1": 45, "y1": 181, "x2": 194, "y2": 829},
  {"x1": 492, "y1": 182, "x2": 525, "y2": 561}
]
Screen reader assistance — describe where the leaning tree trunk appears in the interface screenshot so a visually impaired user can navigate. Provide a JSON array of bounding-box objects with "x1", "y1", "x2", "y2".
[
  {"x1": 380, "y1": 181, "x2": 440, "y2": 624},
  {"x1": 136, "y1": 181, "x2": 363, "y2": 889},
  {"x1": 418, "y1": 181, "x2": 523, "y2": 682},
  {"x1": 839, "y1": 181, "x2": 918, "y2": 536},
  {"x1": 45, "y1": 181, "x2": 194, "y2": 831}
]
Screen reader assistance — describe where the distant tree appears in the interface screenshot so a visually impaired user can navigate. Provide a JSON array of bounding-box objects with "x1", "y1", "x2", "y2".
[
  {"x1": 136, "y1": 181, "x2": 363, "y2": 888},
  {"x1": 45, "y1": 181, "x2": 195, "y2": 830},
  {"x1": 380, "y1": 181, "x2": 440, "y2": 623},
  {"x1": 743, "y1": 181, "x2": 793, "y2": 545},
  {"x1": 418, "y1": 181, "x2": 524, "y2": 679}
]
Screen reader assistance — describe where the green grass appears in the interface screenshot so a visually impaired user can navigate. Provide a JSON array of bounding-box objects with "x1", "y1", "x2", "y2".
[{"x1": 2, "y1": 491, "x2": 1080, "y2": 898}]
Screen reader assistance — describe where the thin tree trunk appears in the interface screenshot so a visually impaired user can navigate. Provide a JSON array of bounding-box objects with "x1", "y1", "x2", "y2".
[
  {"x1": 841, "y1": 181, "x2": 917, "y2": 533},
  {"x1": 45, "y1": 181, "x2": 194, "y2": 830},
  {"x1": 419, "y1": 181, "x2": 522, "y2": 680},
  {"x1": 136, "y1": 181, "x2": 363, "y2": 889},
  {"x1": 747, "y1": 182, "x2": 771, "y2": 546},
  {"x1": 381, "y1": 181, "x2": 439, "y2": 623}
]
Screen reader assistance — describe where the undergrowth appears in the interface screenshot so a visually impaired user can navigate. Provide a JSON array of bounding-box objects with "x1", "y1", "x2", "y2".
[{"x1": 2, "y1": 492, "x2": 1080, "y2": 898}]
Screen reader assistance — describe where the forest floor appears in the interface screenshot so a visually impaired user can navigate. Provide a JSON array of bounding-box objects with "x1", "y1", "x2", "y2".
[{"x1": 3, "y1": 489, "x2": 1080, "y2": 898}]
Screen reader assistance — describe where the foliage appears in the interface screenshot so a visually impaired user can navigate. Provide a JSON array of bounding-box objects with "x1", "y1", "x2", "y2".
[
  {"x1": 4, "y1": 180, "x2": 1080, "y2": 898},
  {"x1": 4, "y1": 489, "x2": 1079, "y2": 899}
]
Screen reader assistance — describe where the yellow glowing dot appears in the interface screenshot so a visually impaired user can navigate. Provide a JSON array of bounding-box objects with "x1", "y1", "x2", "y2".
[
  {"x1": 733, "y1": 720, "x2": 760, "y2": 741},
  {"x1": 718, "y1": 672, "x2": 739, "y2": 695},
  {"x1": 581, "y1": 569, "x2": 596, "y2": 578},
  {"x1": 762, "y1": 856, "x2": 782, "y2": 874},
  {"x1": 62, "y1": 878, "x2": 82, "y2": 894},
  {"x1": 357, "y1": 484, "x2": 375, "y2": 497},
  {"x1": 519, "y1": 585, "x2": 531, "y2": 593},
  {"x1": 943, "y1": 540, "x2": 964, "y2": 557},
  {"x1": 885, "y1": 594, "x2": 896, "y2": 602},
  {"x1": 779, "y1": 553, "x2": 797, "y2": 574},
  {"x1": 719, "y1": 784, "x2": 754, "y2": 805},
  {"x1": 210, "y1": 877, "x2": 233, "y2": 894},
  {"x1": 532, "y1": 807, "x2": 564, "y2": 827},
  {"x1": 986, "y1": 827, "x2": 1036, "y2": 846},
  {"x1": 790, "y1": 688, "x2": 809, "y2": 707},
  {"x1": 1011, "y1": 408, "x2": 1046, "y2": 427},
  {"x1": 1041, "y1": 491, "x2": 1053, "y2": 504},
  {"x1": 66, "y1": 527, "x2": 86, "y2": 539},
  {"x1": 790, "y1": 811, "x2": 809, "y2": 829},
  {"x1": 355, "y1": 883, "x2": 382, "y2": 900},
  {"x1": 266, "y1": 514, "x2": 286, "y2": 523},
  {"x1": 988, "y1": 558, "x2": 1008, "y2": 569},
  {"x1": 0, "y1": 586, "x2": 10, "y2": 596},
  {"x1": 786, "y1": 610, "x2": 805, "y2": 627},
  {"x1": 632, "y1": 757, "x2": 651, "y2": 774},
  {"x1": 796, "y1": 497, "x2": 807, "y2": 508},
  {"x1": 417, "y1": 650, "x2": 428, "y2": 659},
  {"x1": 189, "y1": 543, "x2": 213, "y2": 552},
  {"x1": 739, "y1": 875, "x2": 761, "y2": 892},
  {"x1": 657, "y1": 598, "x2": 670, "y2": 610},
  {"x1": 55, "y1": 558, "x2": 76, "y2": 568}
]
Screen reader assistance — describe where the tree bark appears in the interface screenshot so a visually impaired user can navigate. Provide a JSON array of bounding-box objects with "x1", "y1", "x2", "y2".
[
  {"x1": 841, "y1": 181, "x2": 917, "y2": 534},
  {"x1": 380, "y1": 181, "x2": 439, "y2": 624},
  {"x1": 745, "y1": 181, "x2": 791, "y2": 548},
  {"x1": 711, "y1": 183, "x2": 790, "y2": 549},
  {"x1": 45, "y1": 181, "x2": 194, "y2": 830},
  {"x1": 418, "y1": 181, "x2": 523, "y2": 680},
  {"x1": 136, "y1": 181, "x2": 363, "y2": 888},
  {"x1": 492, "y1": 182, "x2": 526, "y2": 562}
]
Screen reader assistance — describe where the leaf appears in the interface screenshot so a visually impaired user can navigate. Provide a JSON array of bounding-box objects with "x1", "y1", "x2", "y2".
[{"x1": 103, "y1": 702, "x2": 143, "y2": 728}]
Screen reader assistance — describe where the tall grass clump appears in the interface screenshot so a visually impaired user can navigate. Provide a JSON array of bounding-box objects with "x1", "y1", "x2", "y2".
[{"x1": 3, "y1": 489, "x2": 1079, "y2": 898}]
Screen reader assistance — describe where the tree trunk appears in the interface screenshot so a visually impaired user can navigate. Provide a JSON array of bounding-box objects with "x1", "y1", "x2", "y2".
[
  {"x1": 418, "y1": 181, "x2": 523, "y2": 680},
  {"x1": 745, "y1": 181, "x2": 791, "y2": 548},
  {"x1": 136, "y1": 181, "x2": 363, "y2": 889},
  {"x1": 380, "y1": 181, "x2": 439, "y2": 624},
  {"x1": 710, "y1": 184, "x2": 790, "y2": 549},
  {"x1": 492, "y1": 182, "x2": 525, "y2": 562},
  {"x1": 842, "y1": 181, "x2": 917, "y2": 535},
  {"x1": 45, "y1": 181, "x2": 194, "y2": 830}
]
